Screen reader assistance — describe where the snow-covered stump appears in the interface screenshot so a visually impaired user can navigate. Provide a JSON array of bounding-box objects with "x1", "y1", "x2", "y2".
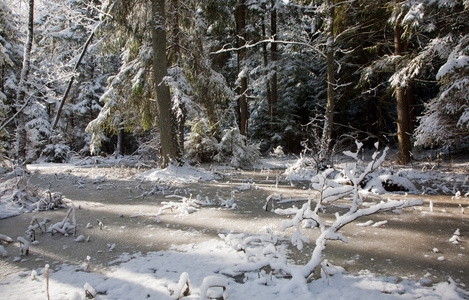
[
  {"x1": 169, "y1": 272, "x2": 190, "y2": 299},
  {"x1": 84, "y1": 282, "x2": 97, "y2": 299},
  {"x1": 17, "y1": 237, "x2": 30, "y2": 255}
]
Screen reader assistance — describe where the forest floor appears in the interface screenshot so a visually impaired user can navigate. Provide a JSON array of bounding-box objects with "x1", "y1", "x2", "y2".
[{"x1": 0, "y1": 155, "x2": 468, "y2": 299}]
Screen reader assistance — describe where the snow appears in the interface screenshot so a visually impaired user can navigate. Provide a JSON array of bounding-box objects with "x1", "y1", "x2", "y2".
[
  {"x1": 1, "y1": 156, "x2": 468, "y2": 299},
  {"x1": 0, "y1": 239, "x2": 465, "y2": 300},
  {"x1": 135, "y1": 163, "x2": 221, "y2": 183},
  {"x1": 437, "y1": 55, "x2": 469, "y2": 80}
]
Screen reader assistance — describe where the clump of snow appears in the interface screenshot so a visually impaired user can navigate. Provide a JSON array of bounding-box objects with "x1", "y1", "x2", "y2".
[
  {"x1": 284, "y1": 154, "x2": 319, "y2": 181},
  {"x1": 135, "y1": 163, "x2": 221, "y2": 183},
  {"x1": 449, "y1": 229, "x2": 461, "y2": 244},
  {"x1": 363, "y1": 173, "x2": 419, "y2": 194}
]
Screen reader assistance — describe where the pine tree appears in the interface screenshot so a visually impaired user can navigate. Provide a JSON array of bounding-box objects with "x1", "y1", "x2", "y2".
[{"x1": 414, "y1": 1, "x2": 469, "y2": 147}]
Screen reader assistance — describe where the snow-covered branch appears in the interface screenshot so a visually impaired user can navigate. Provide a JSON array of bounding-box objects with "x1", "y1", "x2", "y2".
[{"x1": 274, "y1": 141, "x2": 423, "y2": 280}]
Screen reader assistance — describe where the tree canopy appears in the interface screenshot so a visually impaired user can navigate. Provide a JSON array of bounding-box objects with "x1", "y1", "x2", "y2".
[{"x1": 1, "y1": 0, "x2": 468, "y2": 167}]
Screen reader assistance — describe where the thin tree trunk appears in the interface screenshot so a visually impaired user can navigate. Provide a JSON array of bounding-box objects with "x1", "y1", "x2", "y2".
[
  {"x1": 52, "y1": 29, "x2": 96, "y2": 129},
  {"x1": 15, "y1": 0, "x2": 34, "y2": 164},
  {"x1": 270, "y1": 1, "x2": 277, "y2": 130},
  {"x1": 261, "y1": 13, "x2": 272, "y2": 130},
  {"x1": 237, "y1": 0, "x2": 248, "y2": 136},
  {"x1": 394, "y1": 24, "x2": 411, "y2": 165},
  {"x1": 116, "y1": 128, "x2": 124, "y2": 158},
  {"x1": 170, "y1": 0, "x2": 185, "y2": 153},
  {"x1": 321, "y1": 0, "x2": 335, "y2": 158},
  {"x1": 1, "y1": 66, "x2": 4, "y2": 96},
  {"x1": 151, "y1": 0, "x2": 180, "y2": 167}
]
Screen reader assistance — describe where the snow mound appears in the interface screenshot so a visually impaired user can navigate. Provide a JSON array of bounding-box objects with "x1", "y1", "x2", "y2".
[
  {"x1": 135, "y1": 163, "x2": 220, "y2": 183},
  {"x1": 364, "y1": 174, "x2": 419, "y2": 194}
]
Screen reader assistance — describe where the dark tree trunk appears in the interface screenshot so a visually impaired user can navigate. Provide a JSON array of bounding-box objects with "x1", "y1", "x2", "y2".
[
  {"x1": 15, "y1": 0, "x2": 34, "y2": 164},
  {"x1": 394, "y1": 24, "x2": 411, "y2": 165},
  {"x1": 151, "y1": 0, "x2": 180, "y2": 167},
  {"x1": 261, "y1": 13, "x2": 272, "y2": 130},
  {"x1": 116, "y1": 128, "x2": 124, "y2": 158},
  {"x1": 270, "y1": 1, "x2": 277, "y2": 129},
  {"x1": 237, "y1": 0, "x2": 248, "y2": 136}
]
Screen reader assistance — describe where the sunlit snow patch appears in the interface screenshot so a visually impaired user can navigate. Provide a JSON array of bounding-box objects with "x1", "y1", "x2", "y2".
[{"x1": 135, "y1": 163, "x2": 220, "y2": 183}]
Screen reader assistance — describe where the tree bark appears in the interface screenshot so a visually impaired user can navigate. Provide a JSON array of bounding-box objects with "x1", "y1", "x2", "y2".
[
  {"x1": 151, "y1": 0, "x2": 180, "y2": 167},
  {"x1": 394, "y1": 24, "x2": 411, "y2": 165},
  {"x1": 237, "y1": 0, "x2": 248, "y2": 136},
  {"x1": 15, "y1": 0, "x2": 34, "y2": 164}
]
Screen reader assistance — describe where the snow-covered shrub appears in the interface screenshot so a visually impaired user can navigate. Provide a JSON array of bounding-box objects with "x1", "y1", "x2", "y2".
[
  {"x1": 42, "y1": 144, "x2": 71, "y2": 163},
  {"x1": 24, "y1": 102, "x2": 53, "y2": 162},
  {"x1": 271, "y1": 145, "x2": 285, "y2": 157},
  {"x1": 215, "y1": 127, "x2": 260, "y2": 169},
  {"x1": 284, "y1": 150, "x2": 319, "y2": 181},
  {"x1": 185, "y1": 119, "x2": 218, "y2": 163},
  {"x1": 0, "y1": 168, "x2": 38, "y2": 218}
]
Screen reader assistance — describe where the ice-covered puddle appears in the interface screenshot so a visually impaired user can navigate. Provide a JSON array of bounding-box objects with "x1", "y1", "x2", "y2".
[{"x1": 0, "y1": 163, "x2": 468, "y2": 299}]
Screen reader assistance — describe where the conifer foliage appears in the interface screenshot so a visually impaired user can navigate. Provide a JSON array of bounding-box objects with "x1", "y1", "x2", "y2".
[{"x1": 0, "y1": 0, "x2": 468, "y2": 166}]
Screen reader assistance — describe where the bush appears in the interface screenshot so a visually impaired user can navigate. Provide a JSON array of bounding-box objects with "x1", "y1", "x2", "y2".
[{"x1": 42, "y1": 144, "x2": 70, "y2": 163}]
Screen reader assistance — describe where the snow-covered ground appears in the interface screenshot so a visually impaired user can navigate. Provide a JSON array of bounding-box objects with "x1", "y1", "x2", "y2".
[
  {"x1": 1, "y1": 239, "x2": 464, "y2": 300},
  {"x1": 1, "y1": 155, "x2": 468, "y2": 299}
]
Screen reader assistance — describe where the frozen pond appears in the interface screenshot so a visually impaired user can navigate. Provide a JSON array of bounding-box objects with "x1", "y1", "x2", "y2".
[{"x1": 1, "y1": 164, "x2": 468, "y2": 291}]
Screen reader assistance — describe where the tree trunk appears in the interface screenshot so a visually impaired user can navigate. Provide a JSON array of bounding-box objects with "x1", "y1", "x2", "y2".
[
  {"x1": 261, "y1": 13, "x2": 272, "y2": 130},
  {"x1": 169, "y1": 0, "x2": 185, "y2": 153},
  {"x1": 237, "y1": 0, "x2": 248, "y2": 136},
  {"x1": 1, "y1": 65, "x2": 4, "y2": 96},
  {"x1": 116, "y1": 128, "x2": 124, "y2": 158},
  {"x1": 321, "y1": 0, "x2": 335, "y2": 158},
  {"x1": 15, "y1": 0, "x2": 34, "y2": 164},
  {"x1": 394, "y1": 24, "x2": 411, "y2": 165},
  {"x1": 270, "y1": 1, "x2": 277, "y2": 130},
  {"x1": 151, "y1": 0, "x2": 180, "y2": 167},
  {"x1": 170, "y1": 0, "x2": 180, "y2": 65}
]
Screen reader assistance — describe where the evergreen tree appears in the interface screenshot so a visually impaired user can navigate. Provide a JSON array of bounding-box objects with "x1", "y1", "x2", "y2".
[
  {"x1": 0, "y1": 0, "x2": 21, "y2": 161},
  {"x1": 414, "y1": 1, "x2": 469, "y2": 147}
]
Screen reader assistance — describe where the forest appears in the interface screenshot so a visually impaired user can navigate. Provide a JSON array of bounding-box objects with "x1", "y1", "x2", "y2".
[
  {"x1": 1, "y1": 1, "x2": 469, "y2": 298},
  {"x1": 0, "y1": 0, "x2": 467, "y2": 168}
]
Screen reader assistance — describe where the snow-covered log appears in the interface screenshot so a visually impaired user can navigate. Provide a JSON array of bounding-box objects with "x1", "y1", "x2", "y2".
[{"x1": 0, "y1": 234, "x2": 13, "y2": 243}]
